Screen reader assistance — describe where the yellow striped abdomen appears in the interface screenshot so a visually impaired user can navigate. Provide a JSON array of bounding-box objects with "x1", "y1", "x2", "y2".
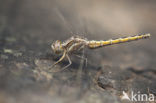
[{"x1": 87, "y1": 33, "x2": 150, "y2": 49}]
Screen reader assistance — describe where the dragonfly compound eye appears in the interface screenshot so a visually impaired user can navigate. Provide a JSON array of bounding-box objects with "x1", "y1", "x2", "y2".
[{"x1": 51, "y1": 40, "x2": 63, "y2": 54}]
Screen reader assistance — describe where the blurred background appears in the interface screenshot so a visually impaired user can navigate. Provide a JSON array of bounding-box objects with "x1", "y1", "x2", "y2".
[{"x1": 0, "y1": 0, "x2": 156, "y2": 103}]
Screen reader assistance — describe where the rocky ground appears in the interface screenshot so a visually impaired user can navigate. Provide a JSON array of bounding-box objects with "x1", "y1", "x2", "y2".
[{"x1": 0, "y1": 0, "x2": 156, "y2": 103}]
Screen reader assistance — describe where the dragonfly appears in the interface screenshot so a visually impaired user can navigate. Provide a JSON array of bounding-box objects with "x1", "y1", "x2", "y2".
[{"x1": 50, "y1": 33, "x2": 150, "y2": 72}]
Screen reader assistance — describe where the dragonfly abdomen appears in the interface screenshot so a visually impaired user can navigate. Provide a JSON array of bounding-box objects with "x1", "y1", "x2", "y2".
[{"x1": 87, "y1": 33, "x2": 150, "y2": 49}]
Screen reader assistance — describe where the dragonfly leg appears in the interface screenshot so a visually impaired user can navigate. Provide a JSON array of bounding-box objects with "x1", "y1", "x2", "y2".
[
  {"x1": 51, "y1": 50, "x2": 66, "y2": 69},
  {"x1": 56, "y1": 54, "x2": 72, "y2": 72},
  {"x1": 62, "y1": 54, "x2": 72, "y2": 70},
  {"x1": 49, "y1": 54, "x2": 72, "y2": 73},
  {"x1": 74, "y1": 54, "x2": 87, "y2": 67}
]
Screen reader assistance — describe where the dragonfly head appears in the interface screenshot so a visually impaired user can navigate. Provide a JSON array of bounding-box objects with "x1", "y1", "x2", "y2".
[{"x1": 51, "y1": 40, "x2": 63, "y2": 54}]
